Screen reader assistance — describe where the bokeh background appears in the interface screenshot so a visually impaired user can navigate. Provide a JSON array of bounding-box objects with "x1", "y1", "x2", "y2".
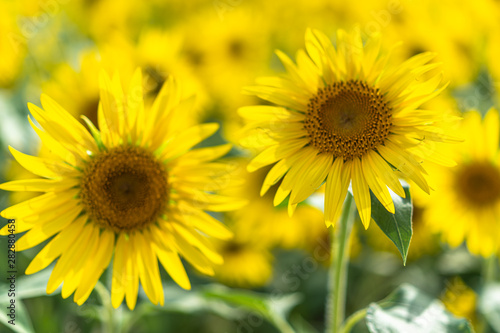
[{"x1": 1, "y1": 0, "x2": 500, "y2": 332}]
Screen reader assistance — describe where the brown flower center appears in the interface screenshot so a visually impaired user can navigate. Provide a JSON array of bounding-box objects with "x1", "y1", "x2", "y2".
[
  {"x1": 304, "y1": 80, "x2": 392, "y2": 160},
  {"x1": 80, "y1": 96, "x2": 100, "y2": 128},
  {"x1": 81, "y1": 146, "x2": 168, "y2": 231},
  {"x1": 455, "y1": 162, "x2": 500, "y2": 207}
]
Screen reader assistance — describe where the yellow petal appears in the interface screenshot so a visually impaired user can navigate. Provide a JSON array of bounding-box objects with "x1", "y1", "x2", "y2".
[
  {"x1": 167, "y1": 227, "x2": 214, "y2": 276},
  {"x1": 125, "y1": 235, "x2": 139, "y2": 310},
  {"x1": 171, "y1": 223, "x2": 223, "y2": 265},
  {"x1": 325, "y1": 158, "x2": 351, "y2": 227},
  {"x1": 258, "y1": 152, "x2": 301, "y2": 196},
  {"x1": 290, "y1": 153, "x2": 333, "y2": 205},
  {"x1": 0, "y1": 178, "x2": 78, "y2": 192},
  {"x1": 177, "y1": 206, "x2": 233, "y2": 240},
  {"x1": 15, "y1": 205, "x2": 82, "y2": 251},
  {"x1": 28, "y1": 116, "x2": 78, "y2": 166},
  {"x1": 127, "y1": 68, "x2": 144, "y2": 140},
  {"x1": 74, "y1": 228, "x2": 115, "y2": 305},
  {"x1": 366, "y1": 152, "x2": 405, "y2": 198},
  {"x1": 39, "y1": 94, "x2": 97, "y2": 151},
  {"x1": 134, "y1": 232, "x2": 162, "y2": 306},
  {"x1": 28, "y1": 103, "x2": 93, "y2": 161},
  {"x1": 196, "y1": 194, "x2": 247, "y2": 212},
  {"x1": 111, "y1": 233, "x2": 128, "y2": 309},
  {"x1": 351, "y1": 159, "x2": 371, "y2": 229},
  {"x1": 378, "y1": 143, "x2": 429, "y2": 194},
  {"x1": 361, "y1": 155, "x2": 395, "y2": 214},
  {"x1": 25, "y1": 216, "x2": 87, "y2": 275},
  {"x1": 177, "y1": 144, "x2": 232, "y2": 165},
  {"x1": 99, "y1": 70, "x2": 125, "y2": 144},
  {"x1": 247, "y1": 138, "x2": 308, "y2": 172},
  {"x1": 61, "y1": 225, "x2": 99, "y2": 299},
  {"x1": 154, "y1": 243, "x2": 191, "y2": 290},
  {"x1": 46, "y1": 219, "x2": 93, "y2": 294},
  {"x1": 9, "y1": 146, "x2": 76, "y2": 178},
  {"x1": 0, "y1": 189, "x2": 78, "y2": 221},
  {"x1": 161, "y1": 123, "x2": 219, "y2": 161}
]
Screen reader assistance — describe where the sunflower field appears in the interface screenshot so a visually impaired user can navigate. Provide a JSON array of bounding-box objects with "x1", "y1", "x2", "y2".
[{"x1": 1, "y1": 0, "x2": 500, "y2": 332}]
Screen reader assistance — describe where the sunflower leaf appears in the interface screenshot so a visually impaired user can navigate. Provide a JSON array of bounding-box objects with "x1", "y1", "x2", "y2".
[
  {"x1": 366, "y1": 284, "x2": 473, "y2": 333},
  {"x1": 201, "y1": 284, "x2": 300, "y2": 333},
  {"x1": 370, "y1": 181, "x2": 412, "y2": 265},
  {"x1": 0, "y1": 269, "x2": 60, "y2": 333},
  {"x1": 0, "y1": 297, "x2": 35, "y2": 333}
]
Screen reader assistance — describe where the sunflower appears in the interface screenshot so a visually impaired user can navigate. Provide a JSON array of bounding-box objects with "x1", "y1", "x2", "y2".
[
  {"x1": 0, "y1": 69, "x2": 245, "y2": 309},
  {"x1": 212, "y1": 230, "x2": 273, "y2": 288},
  {"x1": 239, "y1": 28, "x2": 456, "y2": 228},
  {"x1": 441, "y1": 277, "x2": 478, "y2": 329},
  {"x1": 41, "y1": 51, "x2": 106, "y2": 128},
  {"x1": 423, "y1": 109, "x2": 500, "y2": 257},
  {"x1": 225, "y1": 160, "x2": 325, "y2": 250}
]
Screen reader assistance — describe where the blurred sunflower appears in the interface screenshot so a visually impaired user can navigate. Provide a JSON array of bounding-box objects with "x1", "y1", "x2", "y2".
[
  {"x1": 223, "y1": 160, "x2": 325, "y2": 250},
  {"x1": 0, "y1": 69, "x2": 245, "y2": 309},
  {"x1": 41, "y1": 51, "x2": 105, "y2": 127},
  {"x1": 240, "y1": 28, "x2": 455, "y2": 228},
  {"x1": 180, "y1": 7, "x2": 272, "y2": 115},
  {"x1": 0, "y1": 2, "x2": 26, "y2": 88},
  {"x1": 212, "y1": 230, "x2": 273, "y2": 288},
  {"x1": 441, "y1": 277, "x2": 478, "y2": 329},
  {"x1": 423, "y1": 109, "x2": 500, "y2": 257}
]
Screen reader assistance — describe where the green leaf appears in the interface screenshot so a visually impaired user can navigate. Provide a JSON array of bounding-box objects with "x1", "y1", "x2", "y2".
[
  {"x1": 366, "y1": 284, "x2": 473, "y2": 333},
  {"x1": 201, "y1": 284, "x2": 300, "y2": 333},
  {"x1": 16, "y1": 269, "x2": 61, "y2": 299},
  {"x1": 0, "y1": 270, "x2": 60, "y2": 333},
  {"x1": 478, "y1": 283, "x2": 500, "y2": 332},
  {"x1": 140, "y1": 284, "x2": 300, "y2": 333},
  {"x1": 370, "y1": 182, "x2": 412, "y2": 265},
  {"x1": 0, "y1": 298, "x2": 35, "y2": 333}
]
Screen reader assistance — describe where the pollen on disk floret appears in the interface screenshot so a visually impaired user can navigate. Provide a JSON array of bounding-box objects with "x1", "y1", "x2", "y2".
[
  {"x1": 80, "y1": 145, "x2": 169, "y2": 232},
  {"x1": 304, "y1": 80, "x2": 392, "y2": 160}
]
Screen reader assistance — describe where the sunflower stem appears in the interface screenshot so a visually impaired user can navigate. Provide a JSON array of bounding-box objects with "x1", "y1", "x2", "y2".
[
  {"x1": 340, "y1": 308, "x2": 367, "y2": 333},
  {"x1": 326, "y1": 193, "x2": 355, "y2": 333},
  {"x1": 95, "y1": 281, "x2": 116, "y2": 333},
  {"x1": 478, "y1": 255, "x2": 498, "y2": 333},
  {"x1": 482, "y1": 255, "x2": 498, "y2": 284}
]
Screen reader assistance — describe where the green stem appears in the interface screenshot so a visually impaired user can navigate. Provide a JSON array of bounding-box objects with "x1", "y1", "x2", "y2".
[
  {"x1": 340, "y1": 308, "x2": 367, "y2": 333},
  {"x1": 483, "y1": 255, "x2": 497, "y2": 285},
  {"x1": 326, "y1": 194, "x2": 355, "y2": 333},
  {"x1": 479, "y1": 255, "x2": 498, "y2": 333},
  {"x1": 271, "y1": 315, "x2": 297, "y2": 333},
  {"x1": 95, "y1": 281, "x2": 116, "y2": 333}
]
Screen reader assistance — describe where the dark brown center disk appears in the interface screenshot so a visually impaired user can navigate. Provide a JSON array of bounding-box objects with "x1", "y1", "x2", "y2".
[
  {"x1": 455, "y1": 162, "x2": 500, "y2": 207},
  {"x1": 304, "y1": 80, "x2": 392, "y2": 160},
  {"x1": 81, "y1": 146, "x2": 169, "y2": 231}
]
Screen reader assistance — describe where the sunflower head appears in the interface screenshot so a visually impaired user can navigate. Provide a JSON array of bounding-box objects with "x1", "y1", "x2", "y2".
[
  {"x1": 240, "y1": 28, "x2": 457, "y2": 228},
  {"x1": 423, "y1": 108, "x2": 500, "y2": 257},
  {"x1": 0, "y1": 68, "x2": 245, "y2": 310}
]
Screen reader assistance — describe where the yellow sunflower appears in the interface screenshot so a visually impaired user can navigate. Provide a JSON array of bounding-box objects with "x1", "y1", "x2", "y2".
[
  {"x1": 239, "y1": 28, "x2": 455, "y2": 228},
  {"x1": 441, "y1": 277, "x2": 478, "y2": 329},
  {"x1": 212, "y1": 230, "x2": 273, "y2": 288},
  {"x1": 423, "y1": 109, "x2": 500, "y2": 257},
  {"x1": 0, "y1": 69, "x2": 245, "y2": 309},
  {"x1": 225, "y1": 160, "x2": 325, "y2": 250}
]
